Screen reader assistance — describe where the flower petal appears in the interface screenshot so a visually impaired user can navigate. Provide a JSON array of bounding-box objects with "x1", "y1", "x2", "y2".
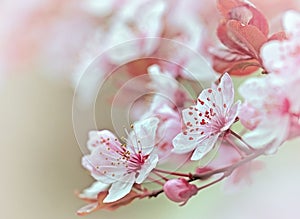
[
  {"x1": 87, "y1": 130, "x2": 120, "y2": 152},
  {"x1": 136, "y1": 153, "x2": 159, "y2": 184},
  {"x1": 103, "y1": 173, "x2": 136, "y2": 203},
  {"x1": 222, "y1": 100, "x2": 240, "y2": 131},
  {"x1": 79, "y1": 181, "x2": 110, "y2": 200},
  {"x1": 191, "y1": 135, "x2": 219, "y2": 161},
  {"x1": 218, "y1": 73, "x2": 234, "y2": 107},
  {"x1": 129, "y1": 117, "x2": 159, "y2": 155},
  {"x1": 243, "y1": 116, "x2": 290, "y2": 153},
  {"x1": 172, "y1": 133, "x2": 200, "y2": 154}
]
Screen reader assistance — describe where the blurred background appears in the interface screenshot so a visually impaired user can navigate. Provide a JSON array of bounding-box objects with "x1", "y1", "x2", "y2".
[{"x1": 1, "y1": 0, "x2": 300, "y2": 219}]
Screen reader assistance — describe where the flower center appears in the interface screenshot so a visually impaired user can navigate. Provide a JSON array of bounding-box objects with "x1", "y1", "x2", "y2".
[{"x1": 126, "y1": 152, "x2": 148, "y2": 173}]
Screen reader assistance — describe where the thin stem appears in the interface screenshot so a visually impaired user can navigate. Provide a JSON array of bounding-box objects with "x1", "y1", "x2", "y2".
[
  {"x1": 153, "y1": 168, "x2": 192, "y2": 178},
  {"x1": 229, "y1": 129, "x2": 255, "y2": 152},
  {"x1": 152, "y1": 171, "x2": 169, "y2": 181},
  {"x1": 197, "y1": 174, "x2": 225, "y2": 191},
  {"x1": 147, "y1": 176, "x2": 164, "y2": 186},
  {"x1": 143, "y1": 148, "x2": 266, "y2": 199},
  {"x1": 192, "y1": 147, "x2": 265, "y2": 180},
  {"x1": 225, "y1": 135, "x2": 246, "y2": 157}
]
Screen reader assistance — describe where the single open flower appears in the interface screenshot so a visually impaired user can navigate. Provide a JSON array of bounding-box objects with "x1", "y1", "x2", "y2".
[
  {"x1": 82, "y1": 117, "x2": 159, "y2": 203},
  {"x1": 172, "y1": 73, "x2": 240, "y2": 160},
  {"x1": 163, "y1": 178, "x2": 198, "y2": 205}
]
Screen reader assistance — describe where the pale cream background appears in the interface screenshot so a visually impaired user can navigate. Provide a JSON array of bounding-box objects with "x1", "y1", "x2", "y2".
[{"x1": 1, "y1": 71, "x2": 300, "y2": 219}]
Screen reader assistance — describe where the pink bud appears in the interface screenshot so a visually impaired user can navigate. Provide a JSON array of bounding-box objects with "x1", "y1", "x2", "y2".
[{"x1": 163, "y1": 178, "x2": 198, "y2": 205}]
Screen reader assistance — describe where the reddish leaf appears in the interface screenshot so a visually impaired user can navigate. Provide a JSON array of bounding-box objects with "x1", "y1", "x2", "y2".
[
  {"x1": 77, "y1": 190, "x2": 140, "y2": 216},
  {"x1": 226, "y1": 20, "x2": 268, "y2": 59},
  {"x1": 217, "y1": 0, "x2": 242, "y2": 18},
  {"x1": 217, "y1": 22, "x2": 253, "y2": 56},
  {"x1": 210, "y1": 47, "x2": 252, "y2": 63},
  {"x1": 212, "y1": 55, "x2": 260, "y2": 76},
  {"x1": 227, "y1": 60, "x2": 260, "y2": 75},
  {"x1": 214, "y1": 0, "x2": 271, "y2": 76},
  {"x1": 218, "y1": 0, "x2": 269, "y2": 36},
  {"x1": 245, "y1": 5, "x2": 269, "y2": 36}
]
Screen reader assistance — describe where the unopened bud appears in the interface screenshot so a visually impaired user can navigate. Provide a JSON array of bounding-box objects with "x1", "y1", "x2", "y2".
[{"x1": 163, "y1": 178, "x2": 198, "y2": 205}]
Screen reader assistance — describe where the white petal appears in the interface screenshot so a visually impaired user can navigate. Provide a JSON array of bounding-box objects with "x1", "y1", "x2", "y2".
[
  {"x1": 130, "y1": 117, "x2": 159, "y2": 155},
  {"x1": 103, "y1": 173, "x2": 135, "y2": 203},
  {"x1": 87, "y1": 130, "x2": 119, "y2": 152},
  {"x1": 136, "y1": 153, "x2": 159, "y2": 184},
  {"x1": 222, "y1": 100, "x2": 241, "y2": 131},
  {"x1": 238, "y1": 77, "x2": 267, "y2": 104},
  {"x1": 191, "y1": 135, "x2": 219, "y2": 161},
  {"x1": 283, "y1": 10, "x2": 300, "y2": 36},
  {"x1": 219, "y1": 73, "x2": 234, "y2": 106},
  {"x1": 172, "y1": 133, "x2": 199, "y2": 154},
  {"x1": 197, "y1": 88, "x2": 222, "y2": 109}
]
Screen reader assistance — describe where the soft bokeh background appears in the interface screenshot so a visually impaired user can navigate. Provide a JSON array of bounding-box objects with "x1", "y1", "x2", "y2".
[
  {"x1": 2, "y1": 54, "x2": 300, "y2": 219},
  {"x1": 1, "y1": 0, "x2": 300, "y2": 219}
]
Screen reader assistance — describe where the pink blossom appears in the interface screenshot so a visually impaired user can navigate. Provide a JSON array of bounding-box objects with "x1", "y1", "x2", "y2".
[
  {"x1": 82, "y1": 117, "x2": 159, "y2": 203},
  {"x1": 260, "y1": 11, "x2": 300, "y2": 113},
  {"x1": 163, "y1": 178, "x2": 198, "y2": 205},
  {"x1": 261, "y1": 11, "x2": 300, "y2": 75},
  {"x1": 172, "y1": 73, "x2": 240, "y2": 160},
  {"x1": 238, "y1": 76, "x2": 293, "y2": 153}
]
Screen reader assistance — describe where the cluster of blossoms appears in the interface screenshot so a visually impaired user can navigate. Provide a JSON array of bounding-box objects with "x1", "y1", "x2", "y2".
[{"x1": 76, "y1": 0, "x2": 300, "y2": 215}]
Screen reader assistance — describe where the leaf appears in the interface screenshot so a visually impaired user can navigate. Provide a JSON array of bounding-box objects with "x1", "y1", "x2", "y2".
[
  {"x1": 217, "y1": 0, "x2": 269, "y2": 36},
  {"x1": 227, "y1": 60, "x2": 260, "y2": 75},
  {"x1": 245, "y1": 5, "x2": 269, "y2": 36},
  {"x1": 217, "y1": 22, "x2": 251, "y2": 56},
  {"x1": 226, "y1": 20, "x2": 268, "y2": 59},
  {"x1": 217, "y1": 0, "x2": 241, "y2": 18},
  {"x1": 212, "y1": 55, "x2": 260, "y2": 76}
]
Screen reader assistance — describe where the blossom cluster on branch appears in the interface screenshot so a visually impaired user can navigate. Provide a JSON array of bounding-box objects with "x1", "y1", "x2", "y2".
[{"x1": 76, "y1": 0, "x2": 300, "y2": 215}]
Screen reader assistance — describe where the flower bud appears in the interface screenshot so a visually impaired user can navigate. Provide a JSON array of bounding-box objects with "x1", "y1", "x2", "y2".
[{"x1": 163, "y1": 178, "x2": 198, "y2": 205}]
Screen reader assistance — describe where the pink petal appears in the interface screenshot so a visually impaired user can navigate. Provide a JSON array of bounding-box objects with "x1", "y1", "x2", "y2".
[
  {"x1": 243, "y1": 116, "x2": 290, "y2": 153},
  {"x1": 207, "y1": 143, "x2": 241, "y2": 169},
  {"x1": 238, "y1": 102, "x2": 261, "y2": 130}
]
